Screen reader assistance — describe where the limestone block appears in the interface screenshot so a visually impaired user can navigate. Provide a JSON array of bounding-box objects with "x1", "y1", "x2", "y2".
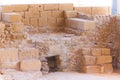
[
  {"x1": 101, "y1": 48, "x2": 110, "y2": 55},
  {"x1": 103, "y1": 64, "x2": 113, "y2": 73},
  {"x1": 0, "y1": 48, "x2": 18, "y2": 62},
  {"x1": 78, "y1": 56, "x2": 96, "y2": 65},
  {"x1": 76, "y1": 48, "x2": 91, "y2": 55},
  {"x1": 52, "y1": 11, "x2": 64, "y2": 18},
  {"x1": 40, "y1": 11, "x2": 52, "y2": 18},
  {"x1": 64, "y1": 11, "x2": 77, "y2": 18},
  {"x1": 92, "y1": 7, "x2": 109, "y2": 15},
  {"x1": 56, "y1": 18, "x2": 65, "y2": 26},
  {"x1": 96, "y1": 56, "x2": 112, "y2": 64},
  {"x1": 20, "y1": 59, "x2": 41, "y2": 71},
  {"x1": 43, "y1": 4, "x2": 59, "y2": 10},
  {"x1": 74, "y1": 7, "x2": 92, "y2": 15},
  {"x1": 80, "y1": 66, "x2": 101, "y2": 73},
  {"x1": 11, "y1": 33, "x2": 25, "y2": 40},
  {"x1": 2, "y1": 13, "x2": 22, "y2": 23},
  {"x1": 0, "y1": 62, "x2": 19, "y2": 70},
  {"x1": 39, "y1": 17, "x2": 47, "y2": 26},
  {"x1": 18, "y1": 12, "x2": 25, "y2": 18},
  {"x1": 29, "y1": 4, "x2": 43, "y2": 11},
  {"x1": 0, "y1": 6, "x2": 13, "y2": 12},
  {"x1": 47, "y1": 17, "x2": 57, "y2": 25},
  {"x1": 30, "y1": 18, "x2": 39, "y2": 27},
  {"x1": 12, "y1": 5, "x2": 29, "y2": 12},
  {"x1": 22, "y1": 18, "x2": 30, "y2": 25},
  {"x1": 18, "y1": 48, "x2": 39, "y2": 60},
  {"x1": 11, "y1": 22, "x2": 24, "y2": 33},
  {"x1": 59, "y1": 4, "x2": 73, "y2": 10},
  {"x1": 66, "y1": 18, "x2": 95, "y2": 31},
  {"x1": 91, "y1": 48, "x2": 101, "y2": 56}
]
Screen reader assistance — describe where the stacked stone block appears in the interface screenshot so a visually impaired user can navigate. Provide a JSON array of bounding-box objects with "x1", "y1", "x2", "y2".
[
  {"x1": 0, "y1": 4, "x2": 111, "y2": 33},
  {"x1": 0, "y1": 48, "x2": 42, "y2": 73},
  {"x1": 69, "y1": 48, "x2": 113, "y2": 73},
  {"x1": 0, "y1": 13, "x2": 27, "y2": 48}
]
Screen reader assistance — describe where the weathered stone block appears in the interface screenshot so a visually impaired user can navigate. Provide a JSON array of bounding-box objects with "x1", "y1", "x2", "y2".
[
  {"x1": 0, "y1": 6, "x2": 13, "y2": 12},
  {"x1": 0, "y1": 48, "x2": 18, "y2": 62},
  {"x1": 11, "y1": 22, "x2": 24, "y2": 33},
  {"x1": 80, "y1": 66, "x2": 101, "y2": 73},
  {"x1": 12, "y1": 5, "x2": 29, "y2": 12},
  {"x1": 20, "y1": 59, "x2": 41, "y2": 71},
  {"x1": 101, "y1": 48, "x2": 110, "y2": 55},
  {"x1": 59, "y1": 4, "x2": 73, "y2": 10},
  {"x1": 64, "y1": 11, "x2": 77, "y2": 18},
  {"x1": 43, "y1": 4, "x2": 59, "y2": 10},
  {"x1": 66, "y1": 18, "x2": 95, "y2": 31},
  {"x1": 96, "y1": 56, "x2": 112, "y2": 64},
  {"x1": 18, "y1": 48, "x2": 39, "y2": 60},
  {"x1": 2, "y1": 13, "x2": 22, "y2": 22},
  {"x1": 91, "y1": 48, "x2": 101, "y2": 56},
  {"x1": 103, "y1": 64, "x2": 113, "y2": 73}
]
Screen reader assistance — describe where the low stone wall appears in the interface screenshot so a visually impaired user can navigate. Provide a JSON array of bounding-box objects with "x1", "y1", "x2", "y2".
[
  {"x1": 0, "y1": 4, "x2": 111, "y2": 32},
  {"x1": 68, "y1": 48, "x2": 113, "y2": 73}
]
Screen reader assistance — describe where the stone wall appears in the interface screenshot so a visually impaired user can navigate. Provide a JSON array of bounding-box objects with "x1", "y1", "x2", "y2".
[
  {"x1": 0, "y1": 4, "x2": 111, "y2": 32},
  {"x1": 0, "y1": 4, "x2": 116, "y2": 74},
  {"x1": 68, "y1": 48, "x2": 113, "y2": 73},
  {"x1": 65, "y1": 12, "x2": 120, "y2": 70}
]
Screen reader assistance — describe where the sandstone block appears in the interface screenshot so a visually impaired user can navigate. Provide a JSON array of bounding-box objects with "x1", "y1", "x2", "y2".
[
  {"x1": 22, "y1": 18, "x2": 30, "y2": 25},
  {"x1": 2, "y1": 13, "x2": 22, "y2": 23},
  {"x1": 59, "y1": 4, "x2": 73, "y2": 10},
  {"x1": 11, "y1": 22, "x2": 24, "y2": 33},
  {"x1": 39, "y1": 17, "x2": 47, "y2": 26},
  {"x1": 47, "y1": 17, "x2": 57, "y2": 25},
  {"x1": 18, "y1": 48, "x2": 39, "y2": 60},
  {"x1": 18, "y1": 12, "x2": 25, "y2": 18},
  {"x1": 25, "y1": 11, "x2": 39, "y2": 18},
  {"x1": 83, "y1": 48, "x2": 91, "y2": 55},
  {"x1": 56, "y1": 18, "x2": 65, "y2": 26},
  {"x1": 80, "y1": 66, "x2": 101, "y2": 73},
  {"x1": 52, "y1": 11, "x2": 64, "y2": 18},
  {"x1": 92, "y1": 7, "x2": 109, "y2": 15},
  {"x1": 103, "y1": 64, "x2": 113, "y2": 73},
  {"x1": 64, "y1": 11, "x2": 77, "y2": 18},
  {"x1": 0, "y1": 6, "x2": 13, "y2": 12},
  {"x1": 30, "y1": 18, "x2": 39, "y2": 27},
  {"x1": 43, "y1": 4, "x2": 59, "y2": 10},
  {"x1": 91, "y1": 48, "x2": 101, "y2": 56},
  {"x1": 66, "y1": 18, "x2": 95, "y2": 31},
  {"x1": 40, "y1": 11, "x2": 52, "y2": 18},
  {"x1": 96, "y1": 56, "x2": 112, "y2": 64},
  {"x1": 79, "y1": 56, "x2": 96, "y2": 65},
  {"x1": 11, "y1": 33, "x2": 25, "y2": 40},
  {"x1": 29, "y1": 4, "x2": 43, "y2": 11},
  {"x1": 20, "y1": 59, "x2": 41, "y2": 71},
  {"x1": 101, "y1": 48, "x2": 110, "y2": 55},
  {"x1": 74, "y1": 7, "x2": 92, "y2": 15},
  {"x1": 12, "y1": 5, "x2": 29, "y2": 12},
  {"x1": 0, "y1": 62, "x2": 19, "y2": 70},
  {"x1": 0, "y1": 48, "x2": 18, "y2": 62}
]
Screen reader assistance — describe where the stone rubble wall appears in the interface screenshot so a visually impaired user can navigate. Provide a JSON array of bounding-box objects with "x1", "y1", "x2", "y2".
[
  {"x1": 0, "y1": 4, "x2": 115, "y2": 74},
  {"x1": 68, "y1": 48, "x2": 113, "y2": 73},
  {"x1": 65, "y1": 11, "x2": 120, "y2": 71},
  {"x1": 0, "y1": 4, "x2": 111, "y2": 32}
]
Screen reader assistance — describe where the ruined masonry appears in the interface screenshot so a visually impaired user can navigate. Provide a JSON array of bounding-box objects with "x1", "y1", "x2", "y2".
[{"x1": 0, "y1": 4, "x2": 117, "y2": 75}]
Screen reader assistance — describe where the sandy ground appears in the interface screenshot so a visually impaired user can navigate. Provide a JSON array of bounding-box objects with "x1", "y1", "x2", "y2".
[
  {"x1": 0, "y1": 70, "x2": 120, "y2": 80},
  {"x1": 38, "y1": 72, "x2": 120, "y2": 80}
]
